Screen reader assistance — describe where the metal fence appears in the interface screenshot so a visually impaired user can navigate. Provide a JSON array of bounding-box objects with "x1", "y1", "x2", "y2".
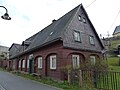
[{"x1": 69, "y1": 70, "x2": 120, "y2": 90}]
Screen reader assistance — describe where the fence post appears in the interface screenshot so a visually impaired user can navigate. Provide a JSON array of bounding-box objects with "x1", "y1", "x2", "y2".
[
  {"x1": 93, "y1": 71, "x2": 97, "y2": 88},
  {"x1": 68, "y1": 70, "x2": 71, "y2": 84},
  {"x1": 79, "y1": 70, "x2": 82, "y2": 87}
]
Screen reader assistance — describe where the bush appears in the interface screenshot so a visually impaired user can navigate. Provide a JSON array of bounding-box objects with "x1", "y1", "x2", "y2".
[{"x1": 81, "y1": 58, "x2": 108, "y2": 71}]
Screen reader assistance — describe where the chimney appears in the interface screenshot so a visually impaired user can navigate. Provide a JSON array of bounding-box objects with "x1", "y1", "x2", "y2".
[{"x1": 52, "y1": 19, "x2": 56, "y2": 23}]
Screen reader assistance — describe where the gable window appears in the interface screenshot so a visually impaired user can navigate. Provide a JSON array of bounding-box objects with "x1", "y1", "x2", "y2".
[
  {"x1": 83, "y1": 18, "x2": 86, "y2": 23},
  {"x1": 72, "y1": 55, "x2": 80, "y2": 68},
  {"x1": 38, "y1": 57, "x2": 42, "y2": 69},
  {"x1": 90, "y1": 56, "x2": 96, "y2": 65},
  {"x1": 78, "y1": 15, "x2": 82, "y2": 21},
  {"x1": 74, "y1": 31, "x2": 81, "y2": 42},
  {"x1": 89, "y1": 35, "x2": 95, "y2": 45},
  {"x1": 50, "y1": 55, "x2": 56, "y2": 69}
]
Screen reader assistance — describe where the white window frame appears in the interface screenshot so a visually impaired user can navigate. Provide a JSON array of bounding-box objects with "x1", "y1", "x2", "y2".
[
  {"x1": 19, "y1": 60, "x2": 21, "y2": 68},
  {"x1": 72, "y1": 55, "x2": 80, "y2": 68},
  {"x1": 89, "y1": 36, "x2": 95, "y2": 45},
  {"x1": 13, "y1": 60, "x2": 16, "y2": 69},
  {"x1": 90, "y1": 56, "x2": 96, "y2": 65},
  {"x1": 38, "y1": 57, "x2": 42, "y2": 69},
  {"x1": 74, "y1": 31, "x2": 81, "y2": 42},
  {"x1": 27, "y1": 59, "x2": 29, "y2": 68},
  {"x1": 22, "y1": 59, "x2": 25, "y2": 68},
  {"x1": 50, "y1": 55, "x2": 56, "y2": 69},
  {"x1": 78, "y1": 15, "x2": 82, "y2": 21},
  {"x1": 83, "y1": 18, "x2": 86, "y2": 23}
]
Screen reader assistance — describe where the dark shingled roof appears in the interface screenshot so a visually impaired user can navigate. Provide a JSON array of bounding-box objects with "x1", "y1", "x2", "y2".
[
  {"x1": 113, "y1": 25, "x2": 120, "y2": 35},
  {"x1": 9, "y1": 43, "x2": 23, "y2": 58},
  {"x1": 24, "y1": 4, "x2": 80, "y2": 52}
]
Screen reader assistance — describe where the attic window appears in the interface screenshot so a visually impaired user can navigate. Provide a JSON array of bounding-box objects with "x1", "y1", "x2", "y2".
[
  {"x1": 78, "y1": 15, "x2": 82, "y2": 21},
  {"x1": 50, "y1": 32, "x2": 53, "y2": 35},
  {"x1": 83, "y1": 18, "x2": 86, "y2": 23}
]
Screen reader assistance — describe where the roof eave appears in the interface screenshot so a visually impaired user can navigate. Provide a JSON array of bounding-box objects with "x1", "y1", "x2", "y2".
[{"x1": 11, "y1": 37, "x2": 62, "y2": 59}]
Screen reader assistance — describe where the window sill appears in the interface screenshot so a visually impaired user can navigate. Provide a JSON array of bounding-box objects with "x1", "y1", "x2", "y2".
[
  {"x1": 74, "y1": 40, "x2": 81, "y2": 43},
  {"x1": 50, "y1": 68, "x2": 56, "y2": 70}
]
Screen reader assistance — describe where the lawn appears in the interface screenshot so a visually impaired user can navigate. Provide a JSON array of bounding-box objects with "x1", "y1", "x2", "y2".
[{"x1": 107, "y1": 56, "x2": 120, "y2": 71}]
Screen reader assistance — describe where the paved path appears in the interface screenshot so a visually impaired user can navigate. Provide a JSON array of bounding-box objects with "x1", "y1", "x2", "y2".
[{"x1": 0, "y1": 71, "x2": 60, "y2": 90}]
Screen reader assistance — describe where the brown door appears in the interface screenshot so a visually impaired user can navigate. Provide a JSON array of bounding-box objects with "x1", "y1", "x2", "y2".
[{"x1": 45, "y1": 57, "x2": 50, "y2": 76}]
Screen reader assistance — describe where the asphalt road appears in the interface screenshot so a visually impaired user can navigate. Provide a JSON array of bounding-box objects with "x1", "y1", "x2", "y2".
[{"x1": 0, "y1": 71, "x2": 60, "y2": 90}]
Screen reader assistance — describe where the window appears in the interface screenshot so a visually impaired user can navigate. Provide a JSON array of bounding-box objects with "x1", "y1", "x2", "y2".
[
  {"x1": 19, "y1": 60, "x2": 21, "y2": 68},
  {"x1": 50, "y1": 55, "x2": 56, "y2": 69},
  {"x1": 38, "y1": 57, "x2": 42, "y2": 69},
  {"x1": 22, "y1": 60, "x2": 25, "y2": 68},
  {"x1": 72, "y1": 55, "x2": 80, "y2": 68},
  {"x1": 50, "y1": 32, "x2": 53, "y2": 35},
  {"x1": 83, "y1": 18, "x2": 86, "y2": 23},
  {"x1": 89, "y1": 36, "x2": 95, "y2": 45},
  {"x1": 13, "y1": 60, "x2": 16, "y2": 69},
  {"x1": 90, "y1": 56, "x2": 96, "y2": 65},
  {"x1": 27, "y1": 59, "x2": 29, "y2": 68},
  {"x1": 74, "y1": 31, "x2": 81, "y2": 42},
  {"x1": 78, "y1": 15, "x2": 82, "y2": 21}
]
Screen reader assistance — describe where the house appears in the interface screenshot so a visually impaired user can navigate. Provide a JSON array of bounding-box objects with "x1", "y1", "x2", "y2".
[
  {"x1": 0, "y1": 45, "x2": 9, "y2": 68},
  {"x1": 8, "y1": 43, "x2": 22, "y2": 70},
  {"x1": 113, "y1": 25, "x2": 120, "y2": 37},
  {"x1": 0, "y1": 45, "x2": 9, "y2": 60},
  {"x1": 9, "y1": 4, "x2": 104, "y2": 80}
]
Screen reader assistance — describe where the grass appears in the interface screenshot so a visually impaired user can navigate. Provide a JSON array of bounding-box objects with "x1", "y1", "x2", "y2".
[
  {"x1": 0, "y1": 67, "x2": 3, "y2": 71},
  {"x1": 107, "y1": 56, "x2": 120, "y2": 71},
  {"x1": 107, "y1": 57, "x2": 119, "y2": 66},
  {"x1": 109, "y1": 65, "x2": 120, "y2": 71}
]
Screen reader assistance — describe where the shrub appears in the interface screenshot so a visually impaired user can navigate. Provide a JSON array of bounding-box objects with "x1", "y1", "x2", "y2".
[{"x1": 81, "y1": 58, "x2": 108, "y2": 71}]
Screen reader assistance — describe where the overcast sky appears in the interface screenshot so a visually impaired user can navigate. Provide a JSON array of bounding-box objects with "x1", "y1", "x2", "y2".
[{"x1": 0, "y1": 0, "x2": 120, "y2": 47}]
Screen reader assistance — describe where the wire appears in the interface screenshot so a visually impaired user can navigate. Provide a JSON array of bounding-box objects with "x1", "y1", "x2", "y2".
[
  {"x1": 86, "y1": 0, "x2": 96, "y2": 8},
  {"x1": 108, "y1": 10, "x2": 120, "y2": 31}
]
